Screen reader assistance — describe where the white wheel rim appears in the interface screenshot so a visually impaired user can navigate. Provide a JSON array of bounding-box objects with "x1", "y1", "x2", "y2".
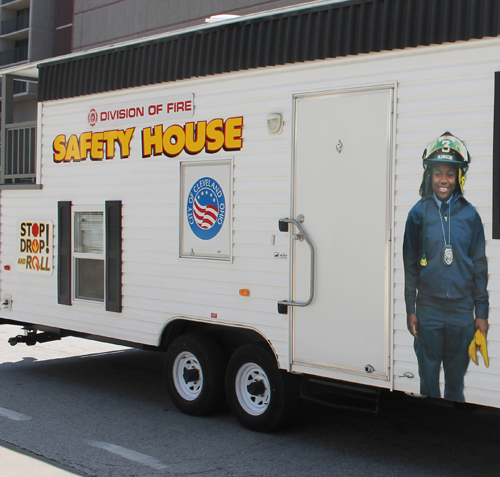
[
  {"x1": 235, "y1": 362, "x2": 270, "y2": 416},
  {"x1": 173, "y1": 352, "x2": 203, "y2": 401}
]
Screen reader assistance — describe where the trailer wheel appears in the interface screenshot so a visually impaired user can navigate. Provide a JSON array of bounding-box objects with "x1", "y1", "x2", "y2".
[
  {"x1": 225, "y1": 344, "x2": 298, "y2": 432},
  {"x1": 165, "y1": 333, "x2": 226, "y2": 416}
]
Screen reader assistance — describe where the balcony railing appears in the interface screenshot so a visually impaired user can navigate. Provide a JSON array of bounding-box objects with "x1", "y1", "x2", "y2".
[
  {"x1": 3, "y1": 123, "x2": 36, "y2": 184},
  {"x1": 1, "y1": 13, "x2": 28, "y2": 35},
  {"x1": 0, "y1": 44, "x2": 27, "y2": 66}
]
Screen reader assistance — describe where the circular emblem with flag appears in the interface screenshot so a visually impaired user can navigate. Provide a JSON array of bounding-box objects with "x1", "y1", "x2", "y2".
[{"x1": 187, "y1": 177, "x2": 226, "y2": 240}]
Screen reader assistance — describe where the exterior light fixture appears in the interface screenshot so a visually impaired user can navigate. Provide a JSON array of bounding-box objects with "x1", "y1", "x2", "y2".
[{"x1": 267, "y1": 113, "x2": 283, "y2": 135}]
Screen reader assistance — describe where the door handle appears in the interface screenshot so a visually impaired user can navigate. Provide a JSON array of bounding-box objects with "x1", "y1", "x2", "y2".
[{"x1": 278, "y1": 218, "x2": 315, "y2": 310}]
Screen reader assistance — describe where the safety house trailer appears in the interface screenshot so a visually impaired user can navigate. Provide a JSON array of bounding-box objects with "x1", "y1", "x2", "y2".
[{"x1": 2, "y1": 0, "x2": 500, "y2": 431}]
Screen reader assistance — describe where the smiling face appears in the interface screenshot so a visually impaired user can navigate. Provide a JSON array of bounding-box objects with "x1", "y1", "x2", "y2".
[{"x1": 431, "y1": 162, "x2": 457, "y2": 202}]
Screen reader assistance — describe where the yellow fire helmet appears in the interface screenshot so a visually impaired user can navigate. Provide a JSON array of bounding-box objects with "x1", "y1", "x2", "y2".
[{"x1": 420, "y1": 132, "x2": 470, "y2": 196}]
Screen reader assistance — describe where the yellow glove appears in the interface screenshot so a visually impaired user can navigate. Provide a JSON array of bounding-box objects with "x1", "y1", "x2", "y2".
[
  {"x1": 468, "y1": 330, "x2": 489, "y2": 368},
  {"x1": 468, "y1": 336, "x2": 478, "y2": 365}
]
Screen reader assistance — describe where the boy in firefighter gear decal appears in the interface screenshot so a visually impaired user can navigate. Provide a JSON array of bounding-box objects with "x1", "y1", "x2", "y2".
[{"x1": 403, "y1": 132, "x2": 489, "y2": 402}]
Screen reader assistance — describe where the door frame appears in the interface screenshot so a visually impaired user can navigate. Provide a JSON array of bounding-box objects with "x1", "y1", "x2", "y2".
[{"x1": 287, "y1": 83, "x2": 398, "y2": 389}]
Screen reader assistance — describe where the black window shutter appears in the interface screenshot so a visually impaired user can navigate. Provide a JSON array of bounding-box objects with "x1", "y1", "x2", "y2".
[
  {"x1": 106, "y1": 200, "x2": 122, "y2": 312},
  {"x1": 58, "y1": 201, "x2": 72, "y2": 305},
  {"x1": 493, "y1": 71, "x2": 500, "y2": 239}
]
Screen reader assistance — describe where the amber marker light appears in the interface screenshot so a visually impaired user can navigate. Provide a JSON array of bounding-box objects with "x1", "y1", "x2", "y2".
[{"x1": 239, "y1": 289, "x2": 250, "y2": 297}]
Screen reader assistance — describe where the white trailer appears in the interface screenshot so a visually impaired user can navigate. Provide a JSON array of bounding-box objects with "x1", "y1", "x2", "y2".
[{"x1": 2, "y1": 0, "x2": 500, "y2": 431}]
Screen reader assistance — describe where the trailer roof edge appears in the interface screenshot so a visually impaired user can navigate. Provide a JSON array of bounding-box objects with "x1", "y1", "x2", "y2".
[{"x1": 36, "y1": 0, "x2": 500, "y2": 102}]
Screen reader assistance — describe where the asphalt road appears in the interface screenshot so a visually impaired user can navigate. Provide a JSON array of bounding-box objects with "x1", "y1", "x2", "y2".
[{"x1": 1, "y1": 324, "x2": 500, "y2": 477}]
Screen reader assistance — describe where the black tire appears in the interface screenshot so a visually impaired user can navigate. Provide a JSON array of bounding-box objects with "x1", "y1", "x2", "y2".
[
  {"x1": 225, "y1": 344, "x2": 299, "y2": 432},
  {"x1": 165, "y1": 333, "x2": 226, "y2": 416}
]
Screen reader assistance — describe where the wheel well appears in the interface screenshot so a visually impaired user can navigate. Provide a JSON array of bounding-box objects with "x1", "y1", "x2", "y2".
[{"x1": 159, "y1": 320, "x2": 275, "y2": 364}]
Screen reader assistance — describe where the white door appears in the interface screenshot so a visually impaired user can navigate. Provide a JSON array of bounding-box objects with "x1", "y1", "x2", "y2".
[{"x1": 292, "y1": 88, "x2": 393, "y2": 382}]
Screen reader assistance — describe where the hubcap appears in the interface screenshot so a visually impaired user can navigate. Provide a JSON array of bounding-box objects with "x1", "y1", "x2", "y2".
[
  {"x1": 235, "y1": 362, "x2": 270, "y2": 416},
  {"x1": 173, "y1": 352, "x2": 203, "y2": 401}
]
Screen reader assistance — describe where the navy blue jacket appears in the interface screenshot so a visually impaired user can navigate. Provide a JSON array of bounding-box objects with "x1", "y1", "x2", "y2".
[{"x1": 403, "y1": 193, "x2": 489, "y2": 319}]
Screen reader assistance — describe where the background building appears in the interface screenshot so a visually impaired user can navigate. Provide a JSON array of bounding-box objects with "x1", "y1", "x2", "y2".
[{"x1": 73, "y1": 0, "x2": 321, "y2": 51}]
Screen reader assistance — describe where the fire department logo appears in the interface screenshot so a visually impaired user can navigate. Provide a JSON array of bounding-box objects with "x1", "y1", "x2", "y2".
[
  {"x1": 88, "y1": 108, "x2": 98, "y2": 127},
  {"x1": 187, "y1": 177, "x2": 226, "y2": 240}
]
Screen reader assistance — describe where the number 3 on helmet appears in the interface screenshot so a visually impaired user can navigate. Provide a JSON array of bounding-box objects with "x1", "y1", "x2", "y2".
[{"x1": 422, "y1": 131, "x2": 470, "y2": 173}]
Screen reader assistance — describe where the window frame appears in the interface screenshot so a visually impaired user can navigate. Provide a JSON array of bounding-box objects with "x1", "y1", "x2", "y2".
[{"x1": 72, "y1": 206, "x2": 105, "y2": 305}]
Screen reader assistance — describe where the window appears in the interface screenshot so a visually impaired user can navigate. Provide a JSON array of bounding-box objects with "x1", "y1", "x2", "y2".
[
  {"x1": 74, "y1": 211, "x2": 104, "y2": 302},
  {"x1": 58, "y1": 201, "x2": 122, "y2": 311}
]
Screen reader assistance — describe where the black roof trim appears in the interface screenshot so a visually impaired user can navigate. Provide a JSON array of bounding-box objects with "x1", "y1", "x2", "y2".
[{"x1": 38, "y1": 0, "x2": 500, "y2": 102}]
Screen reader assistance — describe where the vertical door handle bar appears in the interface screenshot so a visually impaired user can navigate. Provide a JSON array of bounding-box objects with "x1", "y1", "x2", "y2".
[{"x1": 278, "y1": 218, "x2": 315, "y2": 307}]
